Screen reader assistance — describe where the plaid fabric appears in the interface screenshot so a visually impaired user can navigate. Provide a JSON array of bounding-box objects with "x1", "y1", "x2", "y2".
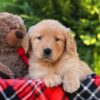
[
  {"x1": 67, "y1": 74, "x2": 100, "y2": 100},
  {"x1": 0, "y1": 74, "x2": 100, "y2": 100},
  {"x1": 0, "y1": 78, "x2": 68, "y2": 100}
]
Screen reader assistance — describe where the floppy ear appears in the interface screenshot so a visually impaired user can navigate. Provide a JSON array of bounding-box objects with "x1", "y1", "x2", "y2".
[
  {"x1": 22, "y1": 26, "x2": 35, "y2": 53},
  {"x1": 22, "y1": 33, "x2": 31, "y2": 53},
  {"x1": 65, "y1": 28, "x2": 77, "y2": 55}
]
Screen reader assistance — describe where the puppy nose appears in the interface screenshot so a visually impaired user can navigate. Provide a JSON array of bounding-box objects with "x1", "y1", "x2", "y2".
[
  {"x1": 43, "y1": 48, "x2": 52, "y2": 56},
  {"x1": 15, "y1": 30, "x2": 24, "y2": 39}
]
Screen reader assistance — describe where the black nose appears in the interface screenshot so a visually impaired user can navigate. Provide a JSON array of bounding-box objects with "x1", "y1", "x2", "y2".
[
  {"x1": 15, "y1": 31, "x2": 24, "y2": 39},
  {"x1": 43, "y1": 48, "x2": 52, "y2": 56}
]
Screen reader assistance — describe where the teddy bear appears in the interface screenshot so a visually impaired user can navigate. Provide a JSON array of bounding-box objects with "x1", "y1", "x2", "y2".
[{"x1": 0, "y1": 12, "x2": 28, "y2": 78}]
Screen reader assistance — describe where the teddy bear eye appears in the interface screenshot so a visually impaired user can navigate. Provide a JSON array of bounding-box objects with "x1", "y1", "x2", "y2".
[
  {"x1": 55, "y1": 37, "x2": 60, "y2": 41},
  {"x1": 36, "y1": 36, "x2": 42, "y2": 40}
]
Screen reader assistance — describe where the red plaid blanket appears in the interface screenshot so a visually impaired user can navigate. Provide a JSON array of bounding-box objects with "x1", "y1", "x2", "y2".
[{"x1": 0, "y1": 74, "x2": 100, "y2": 100}]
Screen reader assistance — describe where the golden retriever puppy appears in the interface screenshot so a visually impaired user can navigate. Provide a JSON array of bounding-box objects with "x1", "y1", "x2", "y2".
[{"x1": 22, "y1": 19, "x2": 92, "y2": 93}]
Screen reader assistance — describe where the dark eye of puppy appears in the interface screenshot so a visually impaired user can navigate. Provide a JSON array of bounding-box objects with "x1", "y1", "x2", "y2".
[
  {"x1": 36, "y1": 36, "x2": 42, "y2": 40},
  {"x1": 55, "y1": 37, "x2": 60, "y2": 42}
]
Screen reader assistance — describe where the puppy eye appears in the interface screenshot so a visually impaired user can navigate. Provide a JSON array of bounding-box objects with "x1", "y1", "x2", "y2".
[
  {"x1": 36, "y1": 36, "x2": 42, "y2": 40},
  {"x1": 55, "y1": 37, "x2": 60, "y2": 41}
]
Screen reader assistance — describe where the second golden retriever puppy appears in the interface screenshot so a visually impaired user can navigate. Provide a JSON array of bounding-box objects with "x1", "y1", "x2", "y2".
[{"x1": 22, "y1": 19, "x2": 92, "y2": 93}]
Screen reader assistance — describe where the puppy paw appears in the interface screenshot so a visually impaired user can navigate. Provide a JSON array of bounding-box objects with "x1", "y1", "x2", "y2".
[
  {"x1": 63, "y1": 76, "x2": 80, "y2": 93},
  {"x1": 44, "y1": 74, "x2": 62, "y2": 87}
]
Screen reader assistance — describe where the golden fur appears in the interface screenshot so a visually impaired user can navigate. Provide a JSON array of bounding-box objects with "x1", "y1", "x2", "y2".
[{"x1": 22, "y1": 19, "x2": 92, "y2": 93}]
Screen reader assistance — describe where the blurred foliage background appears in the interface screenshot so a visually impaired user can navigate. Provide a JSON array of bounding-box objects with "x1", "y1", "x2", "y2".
[{"x1": 0, "y1": 0, "x2": 100, "y2": 74}]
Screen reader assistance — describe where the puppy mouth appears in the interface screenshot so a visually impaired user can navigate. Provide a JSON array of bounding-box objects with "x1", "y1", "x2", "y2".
[
  {"x1": 40, "y1": 54, "x2": 53, "y2": 62},
  {"x1": 43, "y1": 55, "x2": 52, "y2": 60}
]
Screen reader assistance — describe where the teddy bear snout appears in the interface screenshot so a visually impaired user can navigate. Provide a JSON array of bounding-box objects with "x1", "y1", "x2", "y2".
[{"x1": 15, "y1": 30, "x2": 24, "y2": 39}]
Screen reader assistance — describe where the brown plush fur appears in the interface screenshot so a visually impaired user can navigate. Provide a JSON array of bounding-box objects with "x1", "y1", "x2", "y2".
[
  {"x1": 0, "y1": 12, "x2": 28, "y2": 78},
  {"x1": 0, "y1": 63, "x2": 14, "y2": 78},
  {"x1": 23, "y1": 19, "x2": 92, "y2": 93}
]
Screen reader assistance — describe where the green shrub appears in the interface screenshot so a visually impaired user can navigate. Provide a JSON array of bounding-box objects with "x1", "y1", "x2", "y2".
[{"x1": 0, "y1": 0, "x2": 100, "y2": 74}]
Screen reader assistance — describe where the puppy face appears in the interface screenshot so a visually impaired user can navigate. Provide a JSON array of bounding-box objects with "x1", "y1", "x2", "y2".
[
  {"x1": 31, "y1": 27, "x2": 65, "y2": 62},
  {"x1": 23, "y1": 20, "x2": 77, "y2": 62}
]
